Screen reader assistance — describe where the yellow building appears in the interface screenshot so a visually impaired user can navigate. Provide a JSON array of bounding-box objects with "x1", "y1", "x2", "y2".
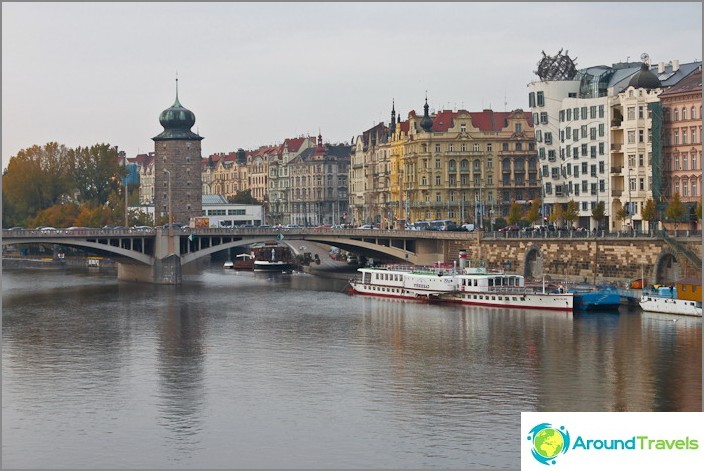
[{"x1": 386, "y1": 99, "x2": 538, "y2": 227}]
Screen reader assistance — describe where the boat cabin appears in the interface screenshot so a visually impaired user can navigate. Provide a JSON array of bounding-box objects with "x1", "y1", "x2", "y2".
[{"x1": 675, "y1": 278, "x2": 702, "y2": 302}]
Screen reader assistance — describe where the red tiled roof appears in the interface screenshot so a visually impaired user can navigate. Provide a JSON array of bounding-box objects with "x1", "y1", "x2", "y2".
[
  {"x1": 284, "y1": 137, "x2": 306, "y2": 153},
  {"x1": 468, "y1": 110, "x2": 532, "y2": 132}
]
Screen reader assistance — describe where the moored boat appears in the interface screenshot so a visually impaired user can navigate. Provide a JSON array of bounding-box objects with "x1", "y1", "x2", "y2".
[
  {"x1": 252, "y1": 243, "x2": 295, "y2": 272},
  {"x1": 349, "y1": 263, "x2": 573, "y2": 311},
  {"x1": 639, "y1": 284, "x2": 702, "y2": 317},
  {"x1": 438, "y1": 266, "x2": 573, "y2": 311},
  {"x1": 567, "y1": 283, "x2": 621, "y2": 312},
  {"x1": 349, "y1": 265, "x2": 458, "y2": 301}
]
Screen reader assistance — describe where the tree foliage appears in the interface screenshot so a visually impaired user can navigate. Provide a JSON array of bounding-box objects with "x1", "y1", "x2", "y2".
[
  {"x1": 3, "y1": 142, "x2": 124, "y2": 228},
  {"x1": 2, "y1": 143, "x2": 72, "y2": 227},
  {"x1": 665, "y1": 192, "x2": 685, "y2": 229},
  {"x1": 525, "y1": 198, "x2": 541, "y2": 225},
  {"x1": 549, "y1": 204, "x2": 563, "y2": 225},
  {"x1": 641, "y1": 199, "x2": 657, "y2": 228},
  {"x1": 228, "y1": 189, "x2": 261, "y2": 205},
  {"x1": 68, "y1": 144, "x2": 123, "y2": 205},
  {"x1": 591, "y1": 201, "x2": 606, "y2": 229},
  {"x1": 507, "y1": 202, "x2": 524, "y2": 225},
  {"x1": 564, "y1": 200, "x2": 579, "y2": 228}
]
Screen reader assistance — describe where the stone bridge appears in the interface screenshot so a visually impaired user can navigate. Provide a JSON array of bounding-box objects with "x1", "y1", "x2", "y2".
[{"x1": 2, "y1": 227, "x2": 700, "y2": 285}]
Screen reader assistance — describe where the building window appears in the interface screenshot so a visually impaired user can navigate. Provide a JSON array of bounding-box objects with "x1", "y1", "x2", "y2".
[
  {"x1": 487, "y1": 143, "x2": 493, "y2": 152},
  {"x1": 598, "y1": 105, "x2": 604, "y2": 118},
  {"x1": 529, "y1": 92, "x2": 535, "y2": 107},
  {"x1": 627, "y1": 107, "x2": 635, "y2": 120},
  {"x1": 540, "y1": 112, "x2": 548, "y2": 124},
  {"x1": 461, "y1": 159, "x2": 469, "y2": 171},
  {"x1": 628, "y1": 131, "x2": 636, "y2": 144},
  {"x1": 590, "y1": 128, "x2": 596, "y2": 140},
  {"x1": 537, "y1": 91, "x2": 544, "y2": 106},
  {"x1": 598, "y1": 142, "x2": 605, "y2": 155},
  {"x1": 435, "y1": 176, "x2": 441, "y2": 185},
  {"x1": 435, "y1": 159, "x2": 441, "y2": 169},
  {"x1": 566, "y1": 109, "x2": 572, "y2": 121},
  {"x1": 599, "y1": 161, "x2": 605, "y2": 173},
  {"x1": 435, "y1": 144, "x2": 441, "y2": 153},
  {"x1": 460, "y1": 123, "x2": 467, "y2": 133},
  {"x1": 461, "y1": 143, "x2": 467, "y2": 152},
  {"x1": 598, "y1": 123, "x2": 604, "y2": 137},
  {"x1": 544, "y1": 132, "x2": 552, "y2": 144},
  {"x1": 674, "y1": 108, "x2": 679, "y2": 121}
]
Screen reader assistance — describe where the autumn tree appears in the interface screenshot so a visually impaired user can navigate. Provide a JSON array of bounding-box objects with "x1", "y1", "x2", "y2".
[
  {"x1": 549, "y1": 204, "x2": 564, "y2": 227},
  {"x1": 564, "y1": 200, "x2": 579, "y2": 229},
  {"x1": 615, "y1": 206, "x2": 628, "y2": 230},
  {"x1": 2, "y1": 143, "x2": 72, "y2": 227},
  {"x1": 591, "y1": 201, "x2": 606, "y2": 231},
  {"x1": 665, "y1": 192, "x2": 685, "y2": 230},
  {"x1": 507, "y1": 202, "x2": 524, "y2": 225},
  {"x1": 525, "y1": 198, "x2": 541, "y2": 226},
  {"x1": 641, "y1": 198, "x2": 657, "y2": 234}
]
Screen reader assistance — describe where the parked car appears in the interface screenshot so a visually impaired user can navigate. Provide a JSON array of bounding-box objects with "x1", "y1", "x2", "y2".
[
  {"x1": 461, "y1": 223, "x2": 475, "y2": 232},
  {"x1": 356, "y1": 224, "x2": 378, "y2": 230},
  {"x1": 498, "y1": 225, "x2": 520, "y2": 232}
]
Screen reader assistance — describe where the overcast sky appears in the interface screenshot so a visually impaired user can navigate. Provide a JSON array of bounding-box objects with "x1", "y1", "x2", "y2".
[{"x1": 2, "y1": 2, "x2": 702, "y2": 171}]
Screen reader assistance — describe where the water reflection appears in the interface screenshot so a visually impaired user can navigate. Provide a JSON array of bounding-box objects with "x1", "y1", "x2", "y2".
[{"x1": 156, "y1": 297, "x2": 206, "y2": 461}]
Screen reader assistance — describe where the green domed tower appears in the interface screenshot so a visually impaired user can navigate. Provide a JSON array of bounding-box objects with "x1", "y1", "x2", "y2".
[{"x1": 152, "y1": 78, "x2": 204, "y2": 225}]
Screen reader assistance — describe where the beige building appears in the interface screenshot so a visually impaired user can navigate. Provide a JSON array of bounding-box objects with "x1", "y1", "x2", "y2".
[
  {"x1": 288, "y1": 134, "x2": 351, "y2": 226},
  {"x1": 380, "y1": 98, "x2": 538, "y2": 228}
]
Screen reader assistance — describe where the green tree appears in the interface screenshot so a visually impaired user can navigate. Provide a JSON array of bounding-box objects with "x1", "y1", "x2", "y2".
[
  {"x1": 641, "y1": 198, "x2": 657, "y2": 233},
  {"x1": 591, "y1": 201, "x2": 606, "y2": 231},
  {"x1": 507, "y1": 202, "x2": 524, "y2": 225},
  {"x1": 228, "y1": 189, "x2": 261, "y2": 205},
  {"x1": 564, "y1": 200, "x2": 579, "y2": 229},
  {"x1": 665, "y1": 193, "x2": 685, "y2": 229},
  {"x1": 68, "y1": 144, "x2": 123, "y2": 205},
  {"x1": 697, "y1": 201, "x2": 702, "y2": 221}
]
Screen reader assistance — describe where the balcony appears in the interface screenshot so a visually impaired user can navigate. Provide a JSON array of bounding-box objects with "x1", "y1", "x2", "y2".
[
  {"x1": 610, "y1": 143, "x2": 623, "y2": 152},
  {"x1": 611, "y1": 190, "x2": 623, "y2": 197},
  {"x1": 610, "y1": 166, "x2": 622, "y2": 174}
]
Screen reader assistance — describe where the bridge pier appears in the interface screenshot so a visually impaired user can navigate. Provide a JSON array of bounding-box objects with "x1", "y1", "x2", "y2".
[
  {"x1": 117, "y1": 230, "x2": 183, "y2": 284},
  {"x1": 117, "y1": 254, "x2": 182, "y2": 284}
]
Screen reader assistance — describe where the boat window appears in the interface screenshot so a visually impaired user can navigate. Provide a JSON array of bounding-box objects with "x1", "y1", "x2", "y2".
[{"x1": 488, "y1": 279, "x2": 493, "y2": 287}]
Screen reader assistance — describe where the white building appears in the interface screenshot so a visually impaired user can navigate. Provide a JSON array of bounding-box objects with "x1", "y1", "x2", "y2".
[{"x1": 200, "y1": 195, "x2": 264, "y2": 227}]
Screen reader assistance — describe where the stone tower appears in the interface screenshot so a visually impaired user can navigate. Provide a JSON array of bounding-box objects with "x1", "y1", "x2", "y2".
[{"x1": 152, "y1": 79, "x2": 204, "y2": 225}]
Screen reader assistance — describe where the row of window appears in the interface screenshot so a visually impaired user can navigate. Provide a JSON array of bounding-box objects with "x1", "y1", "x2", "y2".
[
  {"x1": 665, "y1": 106, "x2": 701, "y2": 122},
  {"x1": 672, "y1": 178, "x2": 700, "y2": 198},
  {"x1": 559, "y1": 105, "x2": 606, "y2": 122},
  {"x1": 665, "y1": 152, "x2": 700, "y2": 171},
  {"x1": 668, "y1": 127, "x2": 701, "y2": 145}
]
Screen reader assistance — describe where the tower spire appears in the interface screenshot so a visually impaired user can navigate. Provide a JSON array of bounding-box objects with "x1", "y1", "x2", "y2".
[{"x1": 174, "y1": 72, "x2": 181, "y2": 107}]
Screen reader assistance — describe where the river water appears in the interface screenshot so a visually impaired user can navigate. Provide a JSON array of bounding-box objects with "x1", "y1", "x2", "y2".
[{"x1": 2, "y1": 264, "x2": 701, "y2": 469}]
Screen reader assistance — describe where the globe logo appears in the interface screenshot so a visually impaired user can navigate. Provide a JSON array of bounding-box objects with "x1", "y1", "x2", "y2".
[{"x1": 527, "y1": 423, "x2": 570, "y2": 465}]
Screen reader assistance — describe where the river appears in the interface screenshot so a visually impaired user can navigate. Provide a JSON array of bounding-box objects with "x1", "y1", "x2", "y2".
[{"x1": 2, "y1": 264, "x2": 701, "y2": 469}]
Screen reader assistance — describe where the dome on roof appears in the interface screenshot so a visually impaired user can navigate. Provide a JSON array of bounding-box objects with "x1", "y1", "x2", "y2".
[
  {"x1": 628, "y1": 63, "x2": 662, "y2": 90},
  {"x1": 420, "y1": 98, "x2": 433, "y2": 132},
  {"x1": 153, "y1": 85, "x2": 203, "y2": 142},
  {"x1": 159, "y1": 95, "x2": 196, "y2": 132}
]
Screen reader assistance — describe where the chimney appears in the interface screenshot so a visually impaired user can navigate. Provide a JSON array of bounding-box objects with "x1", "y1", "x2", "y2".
[
  {"x1": 672, "y1": 60, "x2": 680, "y2": 72},
  {"x1": 658, "y1": 62, "x2": 665, "y2": 73}
]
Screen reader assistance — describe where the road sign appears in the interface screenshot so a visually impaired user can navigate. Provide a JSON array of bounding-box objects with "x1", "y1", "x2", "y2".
[{"x1": 277, "y1": 233, "x2": 284, "y2": 240}]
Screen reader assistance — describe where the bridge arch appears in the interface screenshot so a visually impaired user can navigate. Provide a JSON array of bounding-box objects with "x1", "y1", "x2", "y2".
[
  {"x1": 180, "y1": 236, "x2": 276, "y2": 265},
  {"x1": 652, "y1": 248, "x2": 681, "y2": 285},
  {"x1": 1, "y1": 237, "x2": 153, "y2": 265},
  {"x1": 523, "y1": 246, "x2": 542, "y2": 279}
]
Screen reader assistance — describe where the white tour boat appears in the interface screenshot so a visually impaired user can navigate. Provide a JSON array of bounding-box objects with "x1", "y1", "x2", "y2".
[
  {"x1": 437, "y1": 266, "x2": 573, "y2": 311},
  {"x1": 349, "y1": 264, "x2": 573, "y2": 311},
  {"x1": 348, "y1": 265, "x2": 459, "y2": 301}
]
